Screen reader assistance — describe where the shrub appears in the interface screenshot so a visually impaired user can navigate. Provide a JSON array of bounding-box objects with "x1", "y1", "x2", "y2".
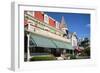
[
  {"x1": 30, "y1": 55, "x2": 56, "y2": 61},
  {"x1": 70, "y1": 54, "x2": 76, "y2": 59}
]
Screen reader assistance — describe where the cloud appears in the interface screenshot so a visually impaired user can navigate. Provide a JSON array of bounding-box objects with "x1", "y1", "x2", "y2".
[{"x1": 86, "y1": 24, "x2": 90, "y2": 28}]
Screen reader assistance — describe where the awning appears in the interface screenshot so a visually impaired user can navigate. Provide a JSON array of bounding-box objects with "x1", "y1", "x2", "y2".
[
  {"x1": 30, "y1": 34, "x2": 57, "y2": 48},
  {"x1": 52, "y1": 40, "x2": 74, "y2": 50},
  {"x1": 30, "y1": 33, "x2": 73, "y2": 50}
]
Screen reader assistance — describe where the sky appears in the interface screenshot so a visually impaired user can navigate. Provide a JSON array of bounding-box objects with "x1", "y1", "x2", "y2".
[{"x1": 45, "y1": 12, "x2": 90, "y2": 39}]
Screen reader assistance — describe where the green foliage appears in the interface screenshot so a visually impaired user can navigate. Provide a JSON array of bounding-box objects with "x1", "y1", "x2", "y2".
[
  {"x1": 83, "y1": 47, "x2": 90, "y2": 56},
  {"x1": 30, "y1": 55, "x2": 56, "y2": 61},
  {"x1": 79, "y1": 38, "x2": 90, "y2": 56},
  {"x1": 80, "y1": 47, "x2": 90, "y2": 56},
  {"x1": 70, "y1": 54, "x2": 76, "y2": 59},
  {"x1": 79, "y1": 38, "x2": 90, "y2": 48}
]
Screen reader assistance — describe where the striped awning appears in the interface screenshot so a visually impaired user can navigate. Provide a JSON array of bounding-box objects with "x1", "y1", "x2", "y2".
[
  {"x1": 30, "y1": 34, "x2": 57, "y2": 48},
  {"x1": 52, "y1": 40, "x2": 73, "y2": 50},
  {"x1": 30, "y1": 33, "x2": 74, "y2": 50}
]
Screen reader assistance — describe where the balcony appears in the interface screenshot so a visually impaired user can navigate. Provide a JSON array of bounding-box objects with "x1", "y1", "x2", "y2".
[{"x1": 24, "y1": 13, "x2": 71, "y2": 43}]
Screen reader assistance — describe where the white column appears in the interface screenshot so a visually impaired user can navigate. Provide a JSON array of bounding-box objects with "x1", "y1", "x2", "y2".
[
  {"x1": 27, "y1": 34, "x2": 30, "y2": 61},
  {"x1": 72, "y1": 50, "x2": 74, "y2": 55},
  {"x1": 63, "y1": 49, "x2": 66, "y2": 54}
]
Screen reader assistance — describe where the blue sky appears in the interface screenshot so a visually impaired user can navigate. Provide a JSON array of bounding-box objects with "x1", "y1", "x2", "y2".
[{"x1": 45, "y1": 12, "x2": 90, "y2": 39}]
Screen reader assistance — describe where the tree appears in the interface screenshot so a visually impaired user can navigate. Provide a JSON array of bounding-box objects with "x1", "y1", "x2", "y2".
[{"x1": 79, "y1": 37, "x2": 90, "y2": 56}]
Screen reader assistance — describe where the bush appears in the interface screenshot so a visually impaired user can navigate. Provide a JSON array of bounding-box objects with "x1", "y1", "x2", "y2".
[
  {"x1": 80, "y1": 47, "x2": 90, "y2": 56},
  {"x1": 84, "y1": 47, "x2": 90, "y2": 56},
  {"x1": 70, "y1": 54, "x2": 76, "y2": 59},
  {"x1": 30, "y1": 55, "x2": 56, "y2": 61}
]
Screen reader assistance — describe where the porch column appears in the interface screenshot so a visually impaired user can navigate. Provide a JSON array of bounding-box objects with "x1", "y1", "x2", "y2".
[
  {"x1": 72, "y1": 50, "x2": 74, "y2": 55},
  {"x1": 27, "y1": 34, "x2": 30, "y2": 61}
]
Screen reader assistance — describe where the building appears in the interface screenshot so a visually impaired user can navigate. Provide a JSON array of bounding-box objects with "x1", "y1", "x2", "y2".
[{"x1": 24, "y1": 11, "x2": 77, "y2": 61}]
